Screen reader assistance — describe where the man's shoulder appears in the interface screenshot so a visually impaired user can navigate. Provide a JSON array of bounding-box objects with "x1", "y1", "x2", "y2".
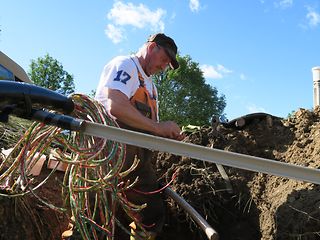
[{"x1": 109, "y1": 55, "x2": 135, "y2": 69}]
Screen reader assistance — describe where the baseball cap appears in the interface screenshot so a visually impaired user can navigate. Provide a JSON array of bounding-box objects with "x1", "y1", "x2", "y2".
[{"x1": 147, "y1": 33, "x2": 179, "y2": 70}]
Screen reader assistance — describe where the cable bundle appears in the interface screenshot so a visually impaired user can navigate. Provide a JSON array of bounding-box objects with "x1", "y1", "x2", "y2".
[{"x1": 0, "y1": 94, "x2": 144, "y2": 239}]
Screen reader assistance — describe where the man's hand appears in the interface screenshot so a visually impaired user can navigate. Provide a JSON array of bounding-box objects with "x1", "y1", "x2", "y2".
[{"x1": 153, "y1": 121, "x2": 185, "y2": 141}]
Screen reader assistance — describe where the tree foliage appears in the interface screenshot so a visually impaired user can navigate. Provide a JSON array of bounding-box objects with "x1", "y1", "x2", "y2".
[
  {"x1": 153, "y1": 55, "x2": 226, "y2": 126},
  {"x1": 28, "y1": 54, "x2": 75, "y2": 95}
]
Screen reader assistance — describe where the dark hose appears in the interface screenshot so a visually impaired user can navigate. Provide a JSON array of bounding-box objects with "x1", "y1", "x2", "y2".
[{"x1": 0, "y1": 80, "x2": 74, "y2": 115}]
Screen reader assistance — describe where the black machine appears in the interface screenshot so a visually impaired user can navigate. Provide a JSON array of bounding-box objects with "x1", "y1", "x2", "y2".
[{"x1": 0, "y1": 80, "x2": 81, "y2": 130}]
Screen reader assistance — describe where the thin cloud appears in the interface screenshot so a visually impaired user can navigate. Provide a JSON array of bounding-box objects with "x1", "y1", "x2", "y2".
[
  {"x1": 247, "y1": 103, "x2": 267, "y2": 113},
  {"x1": 217, "y1": 64, "x2": 232, "y2": 74},
  {"x1": 274, "y1": 0, "x2": 293, "y2": 9},
  {"x1": 105, "y1": 24, "x2": 124, "y2": 44},
  {"x1": 240, "y1": 73, "x2": 247, "y2": 80},
  {"x1": 200, "y1": 64, "x2": 232, "y2": 79},
  {"x1": 105, "y1": 1, "x2": 166, "y2": 43},
  {"x1": 306, "y1": 7, "x2": 320, "y2": 28},
  {"x1": 189, "y1": 0, "x2": 200, "y2": 12}
]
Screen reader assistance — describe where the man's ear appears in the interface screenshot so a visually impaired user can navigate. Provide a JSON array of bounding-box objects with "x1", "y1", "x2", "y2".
[{"x1": 147, "y1": 42, "x2": 157, "y2": 52}]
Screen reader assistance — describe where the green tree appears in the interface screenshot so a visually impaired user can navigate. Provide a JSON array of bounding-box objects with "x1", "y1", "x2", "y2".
[
  {"x1": 28, "y1": 54, "x2": 75, "y2": 95},
  {"x1": 153, "y1": 55, "x2": 226, "y2": 126},
  {"x1": 89, "y1": 89, "x2": 96, "y2": 98}
]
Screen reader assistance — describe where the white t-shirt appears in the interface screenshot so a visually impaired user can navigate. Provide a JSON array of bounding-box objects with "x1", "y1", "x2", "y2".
[{"x1": 95, "y1": 55, "x2": 158, "y2": 120}]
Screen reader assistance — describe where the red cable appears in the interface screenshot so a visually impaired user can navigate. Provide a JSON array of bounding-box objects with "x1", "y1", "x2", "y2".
[{"x1": 132, "y1": 169, "x2": 178, "y2": 195}]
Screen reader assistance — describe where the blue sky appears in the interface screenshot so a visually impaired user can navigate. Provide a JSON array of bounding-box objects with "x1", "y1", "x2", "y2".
[{"x1": 1, "y1": 0, "x2": 320, "y2": 120}]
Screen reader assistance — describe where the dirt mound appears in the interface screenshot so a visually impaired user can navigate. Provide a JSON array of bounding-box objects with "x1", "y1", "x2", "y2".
[
  {"x1": 0, "y1": 167, "x2": 69, "y2": 240},
  {"x1": 2, "y1": 107, "x2": 320, "y2": 240},
  {"x1": 157, "y1": 107, "x2": 320, "y2": 240}
]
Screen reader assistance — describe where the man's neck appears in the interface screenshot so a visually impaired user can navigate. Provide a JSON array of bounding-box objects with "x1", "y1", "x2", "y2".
[{"x1": 136, "y1": 53, "x2": 150, "y2": 76}]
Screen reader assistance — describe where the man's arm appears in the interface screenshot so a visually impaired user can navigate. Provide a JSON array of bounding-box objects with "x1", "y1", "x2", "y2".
[{"x1": 108, "y1": 89, "x2": 184, "y2": 140}]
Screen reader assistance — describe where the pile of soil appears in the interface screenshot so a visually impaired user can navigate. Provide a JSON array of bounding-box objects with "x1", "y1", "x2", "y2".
[
  {"x1": 157, "y1": 107, "x2": 320, "y2": 240},
  {"x1": 1, "y1": 107, "x2": 320, "y2": 239},
  {"x1": 0, "y1": 167, "x2": 69, "y2": 240},
  {"x1": 0, "y1": 117, "x2": 69, "y2": 240}
]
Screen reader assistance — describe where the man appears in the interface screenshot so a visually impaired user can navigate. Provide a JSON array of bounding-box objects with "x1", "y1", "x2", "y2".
[{"x1": 95, "y1": 33, "x2": 184, "y2": 239}]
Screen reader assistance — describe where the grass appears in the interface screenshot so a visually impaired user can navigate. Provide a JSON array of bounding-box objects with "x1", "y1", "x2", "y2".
[{"x1": 0, "y1": 116, "x2": 32, "y2": 149}]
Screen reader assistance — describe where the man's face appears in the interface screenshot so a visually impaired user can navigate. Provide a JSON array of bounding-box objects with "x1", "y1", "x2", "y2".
[{"x1": 146, "y1": 43, "x2": 171, "y2": 75}]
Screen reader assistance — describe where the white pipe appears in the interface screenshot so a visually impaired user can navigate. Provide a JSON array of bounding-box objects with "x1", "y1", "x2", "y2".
[
  {"x1": 82, "y1": 121, "x2": 320, "y2": 185},
  {"x1": 312, "y1": 66, "x2": 320, "y2": 108},
  {"x1": 164, "y1": 187, "x2": 219, "y2": 240}
]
